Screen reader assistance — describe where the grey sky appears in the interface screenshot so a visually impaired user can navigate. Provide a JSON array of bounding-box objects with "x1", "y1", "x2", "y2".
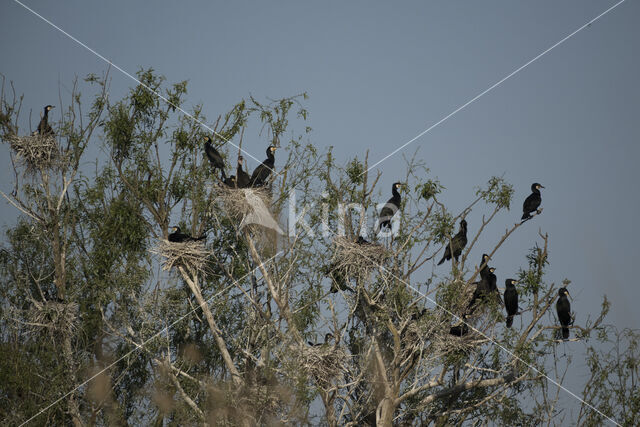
[{"x1": 1, "y1": 0, "x2": 639, "y2": 419}]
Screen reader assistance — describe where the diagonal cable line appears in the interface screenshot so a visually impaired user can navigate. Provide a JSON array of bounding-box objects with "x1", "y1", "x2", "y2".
[
  {"x1": 12, "y1": 0, "x2": 278, "y2": 174},
  {"x1": 351, "y1": 243, "x2": 620, "y2": 425},
  {"x1": 364, "y1": 0, "x2": 627, "y2": 175},
  {"x1": 18, "y1": 249, "x2": 285, "y2": 426},
  {"x1": 398, "y1": 277, "x2": 620, "y2": 425}
]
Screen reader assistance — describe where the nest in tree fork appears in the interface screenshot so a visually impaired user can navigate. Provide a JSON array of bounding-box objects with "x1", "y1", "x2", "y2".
[
  {"x1": 296, "y1": 343, "x2": 349, "y2": 386},
  {"x1": 150, "y1": 239, "x2": 210, "y2": 273},
  {"x1": 8, "y1": 134, "x2": 62, "y2": 171},
  {"x1": 216, "y1": 186, "x2": 271, "y2": 217},
  {"x1": 26, "y1": 300, "x2": 79, "y2": 335},
  {"x1": 332, "y1": 236, "x2": 390, "y2": 281}
]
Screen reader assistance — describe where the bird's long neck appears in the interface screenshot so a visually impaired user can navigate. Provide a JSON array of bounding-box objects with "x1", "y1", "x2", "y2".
[
  {"x1": 532, "y1": 187, "x2": 540, "y2": 195},
  {"x1": 266, "y1": 150, "x2": 274, "y2": 163},
  {"x1": 43, "y1": 108, "x2": 49, "y2": 119},
  {"x1": 391, "y1": 187, "x2": 400, "y2": 202}
]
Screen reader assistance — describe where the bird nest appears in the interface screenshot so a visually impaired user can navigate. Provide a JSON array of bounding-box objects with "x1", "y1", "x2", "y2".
[
  {"x1": 332, "y1": 236, "x2": 390, "y2": 281},
  {"x1": 216, "y1": 186, "x2": 271, "y2": 218},
  {"x1": 150, "y1": 239, "x2": 210, "y2": 273},
  {"x1": 25, "y1": 300, "x2": 79, "y2": 336},
  {"x1": 8, "y1": 134, "x2": 62, "y2": 171},
  {"x1": 295, "y1": 343, "x2": 349, "y2": 387}
]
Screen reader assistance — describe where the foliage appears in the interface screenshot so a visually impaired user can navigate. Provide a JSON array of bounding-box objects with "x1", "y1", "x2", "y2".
[{"x1": 0, "y1": 70, "x2": 630, "y2": 427}]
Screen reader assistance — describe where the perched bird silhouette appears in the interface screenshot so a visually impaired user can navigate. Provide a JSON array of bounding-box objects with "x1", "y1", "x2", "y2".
[
  {"x1": 521, "y1": 183, "x2": 544, "y2": 220},
  {"x1": 250, "y1": 145, "x2": 276, "y2": 187},
  {"x1": 236, "y1": 155, "x2": 250, "y2": 188},
  {"x1": 168, "y1": 226, "x2": 206, "y2": 243},
  {"x1": 377, "y1": 182, "x2": 402, "y2": 233},
  {"x1": 203, "y1": 136, "x2": 226, "y2": 180},
  {"x1": 37, "y1": 105, "x2": 55, "y2": 136},
  {"x1": 556, "y1": 287, "x2": 572, "y2": 339},
  {"x1": 467, "y1": 266, "x2": 498, "y2": 313},
  {"x1": 437, "y1": 219, "x2": 468, "y2": 265},
  {"x1": 503, "y1": 279, "x2": 519, "y2": 328}
]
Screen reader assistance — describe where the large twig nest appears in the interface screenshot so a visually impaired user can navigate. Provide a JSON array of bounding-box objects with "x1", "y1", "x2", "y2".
[
  {"x1": 150, "y1": 239, "x2": 210, "y2": 273},
  {"x1": 295, "y1": 343, "x2": 349, "y2": 386},
  {"x1": 332, "y1": 236, "x2": 390, "y2": 281},
  {"x1": 26, "y1": 300, "x2": 79, "y2": 335},
  {"x1": 9, "y1": 134, "x2": 62, "y2": 171},
  {"x1": 215, "y1": 186, "x2": 283, "y2": 234}
]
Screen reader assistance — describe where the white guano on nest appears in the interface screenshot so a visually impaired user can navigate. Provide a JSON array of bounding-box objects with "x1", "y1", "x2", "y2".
[
  {"x1": 332, "y1": 236, "x2": 390, "y2": 281},
  {"x1": 8, "y1": 134, "x2": 62, "y2": 171},
  {"x1": 150, "y1": 239, "x2": 210, "y2": 273},
  {"x1": 215, "y1": 186, "x2": 283, "y2": 234}
]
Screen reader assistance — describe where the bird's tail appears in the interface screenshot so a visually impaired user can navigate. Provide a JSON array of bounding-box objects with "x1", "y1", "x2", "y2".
[
  {"x1": 506, "y1": 316, "x2": 513, "y2": 328},
  {"x1": 562, "y1": 327, "x2": 569, "y2": 339},
  {"x1": 194, "y1": 234, "x2": 206, "y2": 241},
  {"x1": 521, "y1": 212, "x2": 530, "y2": 220},
  {"x1": 220, "y1": 169, "x2": 226, "y2": 180},
  {"x1": 437, "y1": 255, "x2": 446, "y2": 266}
]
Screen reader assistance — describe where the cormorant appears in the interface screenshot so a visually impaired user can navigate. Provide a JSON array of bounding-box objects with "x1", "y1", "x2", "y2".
[
  {"x1": 203, "y1": 136, "x2": 226, "y2": 180},
  {"x1": 521, "y1": 183, "x2": 544, "y2": 220},
  {"x1": 250, "y1": 145, "x2": 276, "y2": 187},
  {"x1": 37, "y1": 105, "x2": 54, "y2": 136},
  {"x1": 376, "y1": 182, "x2": 402, "y2": 233},
  {"x1": 503, "y1": 279, "x2": 519, "y2": 328},
  {"x1": 308, "y1": 332, "x2": 334, "y2": 347},
  {"x1": 437, "y1": 219, "x2": 468, "y2": 265},
  {"x1": 223, "y1": 175, "x2": 237, "y2": 188},
  {"x1": 168, "y1": 226, "x2": 206, "y2": 243},
  {"x1": 467, "y1": 267, "x2": 498, "y2": 313},
  {"x1": 556, "y1": 287, "x2": 572, "y2": 339},
  {"x1": 236, "y1": 155, "x2": 250, "y2": 188}
]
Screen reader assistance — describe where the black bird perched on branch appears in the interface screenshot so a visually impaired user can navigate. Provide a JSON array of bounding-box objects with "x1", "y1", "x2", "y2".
[
  {"x1": 236, "y1": 155, "x2": 250, "y2": 188},
  {"x1": 437, "y1": 219, "x2": 468, "y2": 265},
  {"x1": 37, "y1": 105, "x2": 55, "y2": 136},
  {"x1": 467, "y1": 266, "x2": 498, "y2": 313},
  {"x1": 250, "y1": 145, "x2": 276, "y2": 187},
  {"x1": 504, "y1": 279, "x2": 519, "y2": 328},
  {"x1": 556, "y1": 287, "x2": 572, "y2": 339},
  {"x1": 168, "y1": 226, "x2": 206, "y2": 243},
  {"x1": 203, "y1": 135, "x2": 226, "y2": 180},
  {"x1": 521, "y1": 183, "x2": 544, "y2": 220},
  {"x1": 376, "y1": 182, "x2": 402, "y2": 233}
]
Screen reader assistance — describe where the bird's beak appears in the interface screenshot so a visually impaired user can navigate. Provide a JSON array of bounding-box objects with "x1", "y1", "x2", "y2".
[{"x1": 539, "y1": 185, "x2": 545, "y2": 189}]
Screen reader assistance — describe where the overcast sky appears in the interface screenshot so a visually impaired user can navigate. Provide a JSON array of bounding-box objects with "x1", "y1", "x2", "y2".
[{"x1": 2, "y1": 0, "x2": 639, "y2": 420}]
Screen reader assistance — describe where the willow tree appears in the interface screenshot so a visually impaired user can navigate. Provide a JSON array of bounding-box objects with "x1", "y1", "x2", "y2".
[{"x1": 0, "y1": 70, "x2": 620, "y2": 426}]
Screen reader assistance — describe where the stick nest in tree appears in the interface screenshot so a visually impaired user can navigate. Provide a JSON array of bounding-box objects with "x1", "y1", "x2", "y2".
[
  {"x1": 150, "y1": 239, "x2": 210, "y2": 273},
  {"x1": 8, "y1": 134, "x2": 62, "y2": 171},
  {"x1": 216, "y1": 186, "x2": 271, "y2": 219},
  {"x1": 332, "y1": 236, "x2": 390, "y2": 281},
  {"x1": 296, "y1": 343, "x2": 349, "y2": 387},
  {"x1": 26, "y1": 300, "x2": 79, "y2": 335}
]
